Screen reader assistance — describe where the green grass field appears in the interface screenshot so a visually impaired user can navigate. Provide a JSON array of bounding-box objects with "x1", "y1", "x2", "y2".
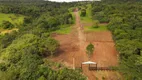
[
  {"x1": 0, "y1": 13, "x2": 24, "y2": 34},
  {"x1": 79, "y1": 4, "x2": 108, "y2": 32},
  {"x1": 53, "y1": 25, "x2": 72, "y2": 34},
  {"x1": 0, "y1": 13, "x2": 24, "y2": 26},
  {"x1": 53, "y1": 8, "x2": 74, "y2": 35},
  {"x1": 80, "y1": 4, "x2": 93, "y2": 23},
  {"x1": 84, "y1": 24, "x2": 108, "y2": 32}
]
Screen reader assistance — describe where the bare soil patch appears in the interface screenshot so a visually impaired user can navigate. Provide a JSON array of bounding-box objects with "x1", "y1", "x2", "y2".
[
  {"x1": 85, "y1": 31, "x2": 113, "y2": 42},
  {"x1": 51, "y1": 33, "x2": 79, "y2": 68}
]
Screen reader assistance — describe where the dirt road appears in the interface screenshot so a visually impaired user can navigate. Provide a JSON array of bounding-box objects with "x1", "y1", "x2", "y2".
[{"x1": 51, "y1": 11, "x2": 120, "y2": 80}]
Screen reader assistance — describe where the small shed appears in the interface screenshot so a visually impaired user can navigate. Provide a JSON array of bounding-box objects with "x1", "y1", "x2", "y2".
[{"x1": 81, "y1": 61, "x2": 97, "y2": 70}]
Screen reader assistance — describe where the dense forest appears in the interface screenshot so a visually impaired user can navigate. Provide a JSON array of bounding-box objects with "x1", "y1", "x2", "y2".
[
  {"x1": 0, "y1": 1, "x2": 86, "y2": 80},
  {"x1": 91, "y1": 0, "x2": 142, "y2": 80}
]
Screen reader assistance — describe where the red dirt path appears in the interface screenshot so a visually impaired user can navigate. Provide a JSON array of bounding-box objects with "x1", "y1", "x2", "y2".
[{"x1": 51, "y1": 11, "x2": 120, "y2": 80}]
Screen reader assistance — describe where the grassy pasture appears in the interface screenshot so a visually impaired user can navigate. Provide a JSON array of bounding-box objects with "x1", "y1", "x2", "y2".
[
  {"x1": 79, "y1": 4, "x2": 108, "y2": 32},
  {"x1": 84, "y1": 24, "x2": 108, "y2": 32},
  {"x1": 53, "y1": 24, "x2": 72, "y2": 34},
  {"x1": 0, "y1": 13, "x2": 24, "y2": 34},
  {"x1": 53, "y1": 8, "x2": 75, "y2": 35},
  {"x1": 80, "y1": 4, "x2": 93, "y2": 23},
  {"x1": 0, "y1": 13, "x2": 24, "y2": 27}
]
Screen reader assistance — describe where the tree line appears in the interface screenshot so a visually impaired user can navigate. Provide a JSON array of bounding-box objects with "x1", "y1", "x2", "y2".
[{"x1": 91, "y1": 1, "x2": 142, "y2": 79}]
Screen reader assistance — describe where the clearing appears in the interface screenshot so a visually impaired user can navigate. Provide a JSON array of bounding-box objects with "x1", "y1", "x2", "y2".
[
  {"x1": 0, "y1": 13, "x2": 24, "y2": 25},
  {"x1": 0, "y1": 13, "x2": 24, "y2": 34},
  {"x1": 51, "y1": 10, "x2": 121, "y2": 80}
]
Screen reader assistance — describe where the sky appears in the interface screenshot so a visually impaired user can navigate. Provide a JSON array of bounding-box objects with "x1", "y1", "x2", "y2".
[{"x1": 48, "y1": 0, "x2": 99, "y2": 2}]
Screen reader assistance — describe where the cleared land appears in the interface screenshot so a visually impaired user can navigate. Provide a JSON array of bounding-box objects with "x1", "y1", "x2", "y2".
[
  {"x1": 0, "y1": 13, "x2": 24, "y2": 25},
  {"x1": 0, "y1": 13, "x2": 24, "y2": 34},
  {"x1": 51, "y1": 11, "x2": 121, "y2": 80}
]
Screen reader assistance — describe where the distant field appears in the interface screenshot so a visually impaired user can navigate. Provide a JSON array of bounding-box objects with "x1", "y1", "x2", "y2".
[
  {"x1": 53, "y1": 25, "x2": 72, "y2": 34},
  {"x1": 0, "y1": 13, "x2": 24, "y2": 34},
  {"x1": 84, "y1": 24, "x2": 108, "y2": 32},
  {"x1": 80, "y1": 4, "x2": 93, "y2": 23},
  {"x1": 79, "y1": 4, "x2": 108, "y2": 32},
  {"x1": 0, "y1": 13, "x2": 24, "y2": 26}
]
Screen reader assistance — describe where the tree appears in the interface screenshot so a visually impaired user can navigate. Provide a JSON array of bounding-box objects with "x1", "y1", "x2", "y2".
[
  {"x1": 23, "y1": 17, "x2": 32, "y2": 24},
  {"x1": 93, "y1": 12, "x2": 109, "y2": 23},
  {"x1": 86, "y1": 43, "x2": 94, "y2": 60},
  {"x1": 93, "y1": 20, "x2": 100, "y2": 28},
  {"x1": 0, "y1": 2, "x2": 87, "y2": 80},
  {"x1": 1, "y1": 21, "x2": 14, "y2": 29},
  {"x1": 0, "y1": 31, "x2": 17, "y2": 49},
  {"x1": 39, "y1": 37, "x2": 59, "y2": 57},
  {"x1": 38, "y1": 76, "x2": 46, "y2": 80},
  {"x1": 46, "y1": 38, "x2": 59, "y2": 56},
  {"x1": 80, "y1": 9, "x2": 86, "y2": 17}
]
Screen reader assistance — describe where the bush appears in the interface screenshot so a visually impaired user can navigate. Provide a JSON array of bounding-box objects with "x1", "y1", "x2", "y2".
[
  {"x1": 23, "y1": 17, "x2": 32, "y2": 24},
  {"x1": 93, "y1": 12, "x2": 109, "y2": 23},
  {"x1": 92, "y1": 21, "x2": 100, "y2": 28},
  {"x1": 1, "y1": 21, "x2": 14, "y2": 29},
  {"x1": 80, "y1": 9, "x2": 86, "y2": 17},
  {"x1": 93, "y1": 25, "x2": 99, "y2": 28},
  {"x1": 56, "y1": 63, "x2": 61, "y2": 68}
]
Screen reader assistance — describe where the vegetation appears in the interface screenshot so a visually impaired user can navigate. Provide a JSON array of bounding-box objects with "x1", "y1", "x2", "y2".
[
  {"x1": 0, "y1": 13, "x2": 24, "y2": 25},
  {"x1": 93, "y1": 20, "x2": 100, "y2": 28},
  {"x1": 79, "y1": 4, "x2": 93, "y2": 23},
  {"x1": 86, "y1": 43, "x2": 94, "y2": 60},
  {"x1": 0, "y1": 13, "x2": 24, "y2": 30},
  {"x1": 79, "y1": 4, "x2": 107, "y2": 32},
  {"x1": 1, "y1": 21, "x2": 14, "y2": 29},
  {"x1": 0, "y1": 1, "x2": 86, "y2": 80},
  {"x1": 80, "y1": 9, "x2": 86, "y2": 17},
  {"x1": 53, "y1": 25, "x2": 72, "y2": 34},
  {"x1": 85, "y1": 24, "x2": 108, "y2": 32},
  {"x1": 91, "y1": 0, "x2": 142, "y2": 79},
  {"x1": 0, "y1": 0, "x2": 142, "y2": 79}
]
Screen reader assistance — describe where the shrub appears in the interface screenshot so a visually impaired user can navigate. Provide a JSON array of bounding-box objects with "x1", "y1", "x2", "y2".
[
  {"x1": 1, "y1": 21, "x2": 14, "y2": 29},
  {"x1": 93, "y1": 21, "x2": 100, "y2": 28},
  {"x1": 80, "y1": 9, "x2": 86, "y2": 17}
]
